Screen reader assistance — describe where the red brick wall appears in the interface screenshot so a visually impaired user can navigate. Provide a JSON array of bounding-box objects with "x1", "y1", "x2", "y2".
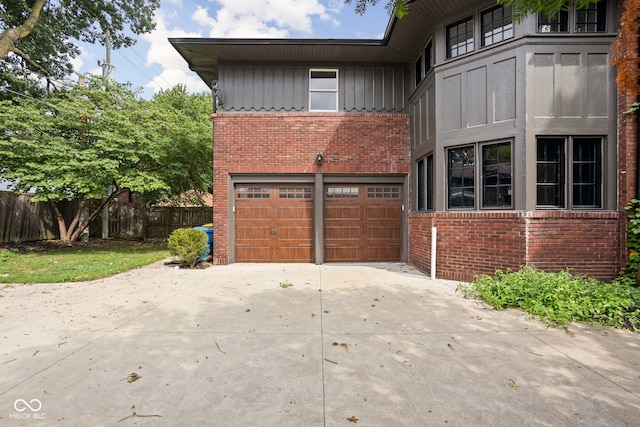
[
  {"x1": 616, "y1": 26, "x2": 639, "y2": 273},
  {"x1": 409, "y1": 211, "x2": 620, "y2": 283},
  {"x1": 212, "y1": 112, "x2": 410, "y2": 264}
]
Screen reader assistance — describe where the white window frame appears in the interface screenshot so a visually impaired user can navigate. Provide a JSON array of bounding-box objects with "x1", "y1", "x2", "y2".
[{"x1": 309, "y1": 69, "x2": 339, "y2": 112}]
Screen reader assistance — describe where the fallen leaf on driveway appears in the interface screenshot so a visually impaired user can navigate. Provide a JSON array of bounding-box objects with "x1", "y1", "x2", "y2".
[
  {"x1": 347, "y1": 415, "x2": 358, "y2": 423},
  {"x1": 447, "y1": 343, "x2": 455, "y2": 352}
]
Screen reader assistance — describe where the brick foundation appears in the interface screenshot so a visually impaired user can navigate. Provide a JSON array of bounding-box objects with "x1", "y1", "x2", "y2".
[{"x1": 409, "y1": 211, "x2": 620, "y2": 283}]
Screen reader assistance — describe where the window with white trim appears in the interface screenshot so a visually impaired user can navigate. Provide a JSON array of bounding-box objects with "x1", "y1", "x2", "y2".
[{"x1": 309, "y1": 69, "x2": 338, "y2": 112}]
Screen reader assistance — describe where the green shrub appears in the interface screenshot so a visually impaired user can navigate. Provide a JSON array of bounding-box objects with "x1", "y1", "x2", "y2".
[
  {"x1": 617, "y1": 199, "x2": 640, "y2": 286},
  {"x1": 457, "y1": 267, "x2": 640, "y2": 331},
  {"x1": 167, "y1": 228, "x2": 209, "y2": 268}
]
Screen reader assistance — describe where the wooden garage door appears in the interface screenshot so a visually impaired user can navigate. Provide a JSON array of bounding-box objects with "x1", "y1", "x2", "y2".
[
  {"x1": 325, "y1": 185, "x2": 402, "y2": 262},
  {"x1": 235, "y1": 185, "x2": 313, "y2": 262}
]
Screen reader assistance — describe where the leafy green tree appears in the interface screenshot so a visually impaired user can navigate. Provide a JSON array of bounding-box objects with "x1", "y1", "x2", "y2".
[
  {"x1": 0, "y1": 76, "x2": 212, "y2": 243},
  {"x1": 146, "y1": 85, "x2": 213, "y2": 204},
  {"x1": 0, "y1": 0, "x2": 159, "y2": 96}
]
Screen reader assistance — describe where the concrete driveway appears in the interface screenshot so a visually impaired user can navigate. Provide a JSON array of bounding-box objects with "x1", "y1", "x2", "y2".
[{"x1": 1, "y1": 262, "x2": 639, "y2": 426}]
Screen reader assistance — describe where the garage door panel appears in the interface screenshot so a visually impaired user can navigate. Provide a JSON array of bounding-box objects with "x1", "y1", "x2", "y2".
[
  {"x1": 325, "y1": 205, "x2": 361, "y2": 219},
  {"x1": 236, "y1": 205, "x2": 272, "y2": 219},
  {"x1": 235, "y1": 185, "x2": 314, "y2": 262},
  {"x1": 235, "y1": 246, "x2": 272, "y2": 262},
  {"x1": 236, "y1": 226, "x2": 272, "y2": 240},
  {"x1": 325, "y1": 246, "x2": 362, "y2": 262},
  {"x1": 276, "y1": 246, "x2": 313, "y2": 263},
  {"x1": 325, "y1": 184, "x2": 401, "y2": 262},
  {"x1": 277, "y1": 205, "x2": 313, "y2": 220},
  {"x1": 326, "y1": 225, "x2": 361, "y2": 240},
  {"x1": 366, "y1": 206, "x2": 402, "y2": 221},
  {"x1": 278, "y1": 226, "x2": 313, "y2": 240},
  {"x1": 366, "y1": 226, "x2": 401, "y2": 240}
]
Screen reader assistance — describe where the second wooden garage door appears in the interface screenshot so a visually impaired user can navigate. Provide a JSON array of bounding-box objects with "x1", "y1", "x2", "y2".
[
  {"x1": 325, "y1": 184, "x2": 402, "y2": 262},
  {"x1": 235, "y1": 185, "x2": 313, "y2": 262}
]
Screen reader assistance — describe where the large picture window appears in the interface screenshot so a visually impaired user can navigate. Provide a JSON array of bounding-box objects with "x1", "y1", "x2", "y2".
[
  {"x1": 536, "y1": 136, "x2": 603, "y2": 208},
  {"x1": 447, "y1": 141, "x2": 513, "y2": 210},
  {"x1": 309, "y1": 69, "x2": 338, "y2": 112}
]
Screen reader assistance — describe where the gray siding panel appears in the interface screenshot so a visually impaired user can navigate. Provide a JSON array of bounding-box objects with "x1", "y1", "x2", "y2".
[
  {"x1": 443, "y1": 74, "x2": 462, "y2": 131},
  {"x1": 220, "y1": 65, "x2": 406, "y2": 112},
  {"x1": 533, "y1": 54, "x2": 554, "y2": 117},
  {"x1": 493, "y1": 58, "x2": 516, "y2": 122},
  {"x1": 559, "y1": 54, "x2": 581, "y2": 117},
  {"x1": 427, "y1": 83, "x2": 435, "y2": 139},
  {"x1": 467, "y1": 67, "x2": 487, "y2": 127},
  {"x1": 586, "y1": 53, "x2": 608, "y2": 117}
]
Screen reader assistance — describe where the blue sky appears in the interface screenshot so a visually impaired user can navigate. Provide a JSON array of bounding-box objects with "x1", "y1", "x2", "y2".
[{"x1": 72, "y1": 0, "x2": 392, "y2": 99}]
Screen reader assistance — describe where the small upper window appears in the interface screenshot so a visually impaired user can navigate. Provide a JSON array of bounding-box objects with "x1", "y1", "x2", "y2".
[
  {"x1": 538, "y1": 11, "x2": 569, "y2": 33},
  {"x1": 447, "y1": 16, "x2": 474, "y2": 59},
  {"x1": 309, "y1": 69, "x2": 338, "y2": 112},
  {"x1": 424, "y1": 40, "x2": 433, "y2": 75},
  {"x1": 538, "y1": 0, "x2": 607, "y2": 33},
  {"x1": 481, "y1": 5, "x2": 513, "y2": 47},
  {"x1": 415, "y1": 39, "x2": 433, "y2": 87},
  {"x1": 575, "y1": 0, "x2": 607, "y2": 32}
]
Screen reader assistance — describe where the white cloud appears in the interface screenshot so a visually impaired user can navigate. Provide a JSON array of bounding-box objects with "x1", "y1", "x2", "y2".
[
  {"x1": 137, "y1": 10, "x2": 205, "y2": 93},
  {"x1": 145, "y1": 69, "x2": 209, "y2": 94},
  {"x1": 193, "y1": 0, "x2": 331, "y2": 38}
]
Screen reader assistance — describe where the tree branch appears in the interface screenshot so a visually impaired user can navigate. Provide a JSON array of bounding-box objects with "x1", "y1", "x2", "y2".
[{"x1": 0, "y1": 0, "x2": 48, "y2": 59}]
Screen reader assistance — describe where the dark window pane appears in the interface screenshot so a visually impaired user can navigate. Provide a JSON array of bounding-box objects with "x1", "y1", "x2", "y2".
[
  {"x1": 426, "y1": 155, "x2": 434, "y2": 210},
  {"x1": 576, "y1": 0, "x2": 607, "y2": 32},
  {"x1": 448, "y1": 146, "x2": 475, "y2": 208},
  {"x1": 482, "y1": 142, "x2": 512, "y2": 208},
  {"x1": 482, "y1": 5, "x2": 513, "y2": 47},
  {"x1": 572, "y1": 138, "x2": 602, "y2": 207},
  {"x1": 417, "y1": 159, "x2": 425, "y2": 210},
  {"x1": 447, "y1": 17, "x2": 474, "y2": 58},
  {"x1": 425, "y1": 41, "x2": 433, "y2": 75},
  {"x1": 415, "y1": 55, "x2": 423, "y2": 86},
  {"x1": 538, "y1": 10, "x2": 569, "y2": 32},
  {"x1": 536, "y1": 138, "x2": 564, "y2": 207}
]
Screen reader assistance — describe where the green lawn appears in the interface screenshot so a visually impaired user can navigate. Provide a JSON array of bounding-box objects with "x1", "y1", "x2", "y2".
[{"x1": 0, "y1": 240, "x2": 170, "y2": 284}]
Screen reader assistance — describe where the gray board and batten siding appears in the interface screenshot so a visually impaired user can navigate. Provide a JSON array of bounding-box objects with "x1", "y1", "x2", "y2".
[
  {"x1": 218, "y1": 65, "x2": 409, "y2": 113},
  {"x1": 409, "y1": 32, "x2": 617, "y2": 211}
]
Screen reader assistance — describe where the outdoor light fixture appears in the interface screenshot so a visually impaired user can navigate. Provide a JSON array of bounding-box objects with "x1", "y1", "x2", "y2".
[{"x1": 316, "y1": 152, "x2": 324, "y2": 165}]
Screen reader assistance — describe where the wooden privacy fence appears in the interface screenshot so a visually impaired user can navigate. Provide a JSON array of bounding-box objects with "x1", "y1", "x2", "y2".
[
  {"x1": 0, "y1": 191, "x2": 212, "y2": 243},
  {"x1": 0, "y1": 192, "x2": 57, "y2": 242},
  {"x1": 109, "y1": 204, "x2": 213, "y2": 239}
]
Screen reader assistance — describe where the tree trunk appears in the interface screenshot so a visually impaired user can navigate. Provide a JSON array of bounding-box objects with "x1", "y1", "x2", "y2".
[
  {"x1": 0, "y1": 0, "x2": 48, "y2": 59},
  {"x1": 49, "y1": 200, "x2": 70, "y2": 243}
]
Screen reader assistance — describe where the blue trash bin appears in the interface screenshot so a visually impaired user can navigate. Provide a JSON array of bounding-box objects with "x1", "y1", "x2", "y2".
[{"x1": 193, "y1": 225, "x2": 213, "y2": 260}]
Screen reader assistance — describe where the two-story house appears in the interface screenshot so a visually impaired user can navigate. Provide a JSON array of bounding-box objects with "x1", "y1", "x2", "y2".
[{"x1": 170, "y1": 0, "x2": 633, "y2": 282}]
